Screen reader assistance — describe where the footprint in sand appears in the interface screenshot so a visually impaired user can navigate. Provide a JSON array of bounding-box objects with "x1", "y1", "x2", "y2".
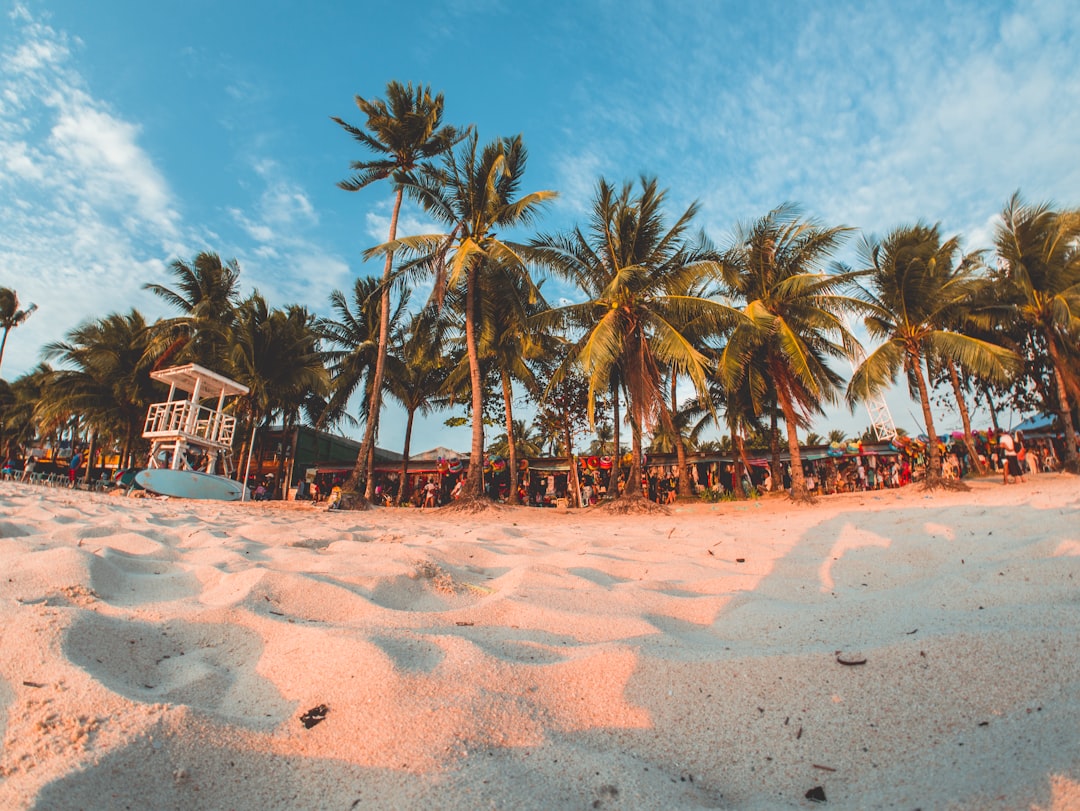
[
  {"x1": 369, "y1": 633, "x2": 445, "y2": 673},
  {"x1": 64, "y1": 614, "x2": 293, "y2": 729},
  {"x1": 89, "y1": 549, "x2": 200, "y2": 606}
]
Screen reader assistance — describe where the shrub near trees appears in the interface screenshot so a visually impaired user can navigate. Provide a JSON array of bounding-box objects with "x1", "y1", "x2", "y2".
[{"x1": 2, "y1": 80, "x2": 1078, "y2": 503}]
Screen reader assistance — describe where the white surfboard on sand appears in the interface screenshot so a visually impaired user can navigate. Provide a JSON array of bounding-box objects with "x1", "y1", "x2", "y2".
[{"x1": 134, "y1": 468, "x2": 245, "y2": 501}]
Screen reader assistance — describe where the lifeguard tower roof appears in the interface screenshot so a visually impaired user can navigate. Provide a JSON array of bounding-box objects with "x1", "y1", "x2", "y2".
[{"x1": 150, "y1": 363, "x2": 249, "y2": 399}]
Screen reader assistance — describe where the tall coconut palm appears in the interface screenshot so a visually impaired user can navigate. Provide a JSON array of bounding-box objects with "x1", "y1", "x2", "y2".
[
  {"x1": 848, "y1": 223, "x2": 1020, "y2": 487},
  {"x1": 143, "y1": 252, "x2": 242, "y2": 370},
  {"x1": 719, "y1": 204, "x2": 859, "y2": 502},
  {"x1": 369, "y1": 132, "x2": 555, "y2": 501},
  {"x1": 333, "y1": 81, "x2": 464, "y2": 503},
  {"x1": 993, "y1": 193, "x2": 1080, "y2": 473},
  {"x1": 0, "y1": 287, "x2": 37, "y2": 377},
  {"x1": 532, "y1": 177, "x2": 743, "y2": 506}
]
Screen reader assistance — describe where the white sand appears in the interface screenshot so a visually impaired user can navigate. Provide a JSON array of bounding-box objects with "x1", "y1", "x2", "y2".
[{"x1": 0, "y1": 476, "x2": 1078, "y2": 810}]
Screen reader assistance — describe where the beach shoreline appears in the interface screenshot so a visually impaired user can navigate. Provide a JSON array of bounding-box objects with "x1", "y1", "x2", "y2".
[{"x1": 1, "y1": 475, "x2": 1077, "y2": 810}]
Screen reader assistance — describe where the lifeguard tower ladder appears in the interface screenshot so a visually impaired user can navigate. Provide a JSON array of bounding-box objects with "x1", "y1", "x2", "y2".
[{"x1": 142, "y1": 364, "x2": 249, "y2": 476}]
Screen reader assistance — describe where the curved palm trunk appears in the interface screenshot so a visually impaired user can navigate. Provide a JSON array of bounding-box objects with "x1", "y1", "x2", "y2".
[
  {"x1": 945, "y1": 358, "x2": 986, "y2": 476},
  {"x1": 352, "y1": 186, "x2": 404, "y2": 503},
  {"x1": 396, "y1": 407, "x2": 416, "y2": 506},
  {"x1": 669, "y1": 373, "x2": 692, "y2": 499},
  {"x1": 499, "y1": 369, "x2": 520, "y2": 504},
  {"x1": 1046, "y1": 337, "x2": 1080, "y2": 473},
  {"x1": 562, "y1": 422, "x2": 580, "y2": 507},
  {"x1": 660, "y1": 400, "x2": 691, "y2": 500},
  {"x1": 776, "y1": 383, "x2": 810, "y2": 501},
  {"x1": 911, "y1": 351, "x2": 943, "y2": 486},
  {"x1": 465, "y1": 264, "x2": 486, "y2": 500},
  {"x1": 0, "y1": 327, "x2": 10, "y2": 373},
  {"x1": 738, "y1": 432, "x2": 756, "y2": 495},
  {"x1": 980, "y1": 382, "x2": 1000, "y2": 432}
]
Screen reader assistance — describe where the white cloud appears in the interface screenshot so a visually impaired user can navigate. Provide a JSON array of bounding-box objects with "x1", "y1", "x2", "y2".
[{"x1": 0, "y1": 5, "x2": 181, "y2": 376}]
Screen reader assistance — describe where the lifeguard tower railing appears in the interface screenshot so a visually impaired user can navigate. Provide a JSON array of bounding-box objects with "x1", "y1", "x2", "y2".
[
  {"x1": 142, "y1": 363, "x2": 250, "y2": 473},
  {"x1": 143, "y1": 400, "x2": 238, "y2": 450}
]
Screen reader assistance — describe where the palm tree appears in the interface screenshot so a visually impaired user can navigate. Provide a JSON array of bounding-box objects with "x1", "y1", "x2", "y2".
[
  {"x1": 0, "y1": 287, "x2": 37, "y2": 377},
  {"x1": 40, "y1": 310, "x2": 159, "y2": 480},
  {"x1": 719, "y1": 203, "x2": 858, "y2": 502},
  {"x1": 848, "y1": 223, "x2": 1019, "y2": 487},
  {"x1": 316, "y1": 277, "x2": 408, "y2": 435},
  {"x1": 993, "y1": 193, "x2": 1080, "y2": 473},
  {"x1": 0, "y1": 365, "x2": 51, "y2": 459},
  {"x1": 532, "y1": 177, "x2": 743, "y2": 506},
  {"x1": 384, "y1": 304, "x2": 454, "y2": 505},
  {"x1": 684, "y1": 360, "x2": 768, "y2": 499},
  {"x1": 370, "y1": 132, "x2": 555, "y2": 501},
  {"x1": 143, "y1": 252, "x2": 242, "y2": 370},
  {"x1": 476, "y1": 266, "x2": 550, "y2": 503},
  {"x1": 490, "y1": 419, "x2": 546, "y2": 459},
  {"x1": 333, "y1": 81, "x2": 464, "y2": 503},
  {"x1": 230, "y1": 295, "x2": 328, "y2": 487}
]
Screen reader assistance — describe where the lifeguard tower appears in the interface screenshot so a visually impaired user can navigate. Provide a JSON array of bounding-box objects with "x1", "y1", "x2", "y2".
[{"x1": 142, "y1": 364, "x2": 249, "y2": 476}]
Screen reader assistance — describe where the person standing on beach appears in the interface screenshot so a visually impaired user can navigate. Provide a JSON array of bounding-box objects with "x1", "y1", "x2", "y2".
[
  {"x1": 68, "y1": 449, "x2": 82, "y2": 487},
  {"x1": 998, "y1": 430, "x2": 1025, "y2": 484}
]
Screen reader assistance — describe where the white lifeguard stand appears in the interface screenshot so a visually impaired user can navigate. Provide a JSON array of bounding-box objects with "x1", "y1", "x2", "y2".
[{"x1": 142, "y1": 364, "x2": 249, "y2": 476}]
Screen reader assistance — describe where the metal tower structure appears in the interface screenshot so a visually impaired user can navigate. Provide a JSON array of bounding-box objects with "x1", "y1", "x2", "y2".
[{"x1": 846, "y1": 330, "x2": 899, "y2": 443}]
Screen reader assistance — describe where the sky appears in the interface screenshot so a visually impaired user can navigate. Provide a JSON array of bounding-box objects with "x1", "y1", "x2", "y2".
[{"x1": 1, "y1": 0, "x2": 1078, "y2": 453}]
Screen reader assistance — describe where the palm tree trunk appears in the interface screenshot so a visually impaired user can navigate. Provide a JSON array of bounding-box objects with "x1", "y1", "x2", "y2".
[
  {"x1": 1046, "y1": 337, "x2": 1080, "y2": 472},
  {"x1": 945, "y1": 358, "x2": 986, "y2": 476},
  {"x1": 912, "y1": 351, "x2": 943, "y2": 486},
  {"x1": 563, "y1": 422, "x2": 580, "y2": 507},
  {"x1": 738, "y1": 432, "x2": 755, "y2": 494},
  {"x1": 353, "y1": 186, "x2": 404, "y2": 503},
  {"x1": 777, "y1": 383, "x2": 810, "y2": 501},
  {"x1": 396, "y1": 408, "x2": 416, "y2": 506},
  {"x1": 730, "y1": 426, "x2": 745, "y2": 499},
  {"x1": 0, "y1": 327, "x2": 9, "y2": 373},
  {"x1": 82, "y1": 429, "x2": 96, "y2": 486},
  {"x1": 623, "y1": 411, "x2": 643, "y2": 501},
  {"x1": 465, "y1": 263, "x2": 486, "y2": 500},
  {"x1": 669, "y1": 371, "x2": 692, "y2": 499},
  {"x1": 500, "y1": 368, "x2": 520, "y2": 504},
  {"x1": 276, "y1": 422, "x2": 290, "y2": 499},
  {"x1": 769, "y1": 406, "x2": 781, "y2": 492},
  {"x1": 612, "y1": 379, "x2": 620, "y2": 485},
  {"x1": 980, "y1": 382, "x2": 1000, "y2": 432}
]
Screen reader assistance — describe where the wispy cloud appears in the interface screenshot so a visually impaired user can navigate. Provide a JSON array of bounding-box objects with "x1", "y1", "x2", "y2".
[
  {"x1": 0, "y1": 4, "x2": 182, "y2": 372},
  {"x1": 224, "y1": 156, "x2": 350, "y2": 312}
]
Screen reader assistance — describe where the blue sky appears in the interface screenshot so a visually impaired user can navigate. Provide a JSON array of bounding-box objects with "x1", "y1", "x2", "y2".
[{"x1": 1, "y1": 0, "x2": 1078, "y2": 452}]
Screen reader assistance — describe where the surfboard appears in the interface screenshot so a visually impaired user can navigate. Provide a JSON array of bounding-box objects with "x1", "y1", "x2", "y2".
[{"x1": 134, "y1": 468, "x2": 245, "y2": 501}]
